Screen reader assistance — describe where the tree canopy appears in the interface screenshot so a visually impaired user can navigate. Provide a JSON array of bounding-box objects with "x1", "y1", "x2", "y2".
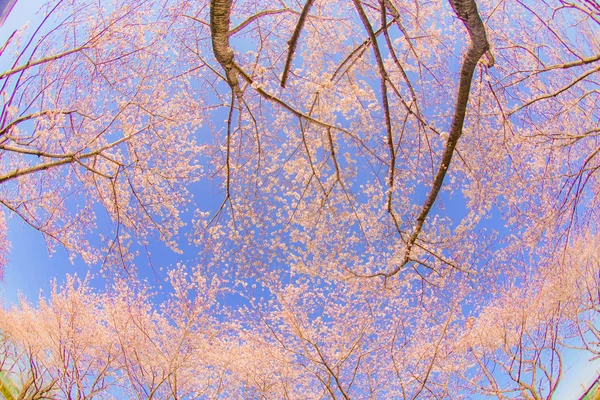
[{"x1": 0, "y1": 0, "x2": 599, "y2": 398}]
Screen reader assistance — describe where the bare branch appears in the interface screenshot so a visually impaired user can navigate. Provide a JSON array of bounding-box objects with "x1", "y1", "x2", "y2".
[
  {"x1": 281, "y1": 0, "x2": 316, "y2": 87},
  {"x1": 381, "y1": 0, "x2": 492, "y2": 278},
  {"x1": 0, "y1": 46, "x2": 85, "y2": 81}
]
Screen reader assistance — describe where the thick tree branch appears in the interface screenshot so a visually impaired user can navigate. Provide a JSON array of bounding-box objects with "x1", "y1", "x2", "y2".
[
  {"x1": 210, "y1": 0, "x2": 239, "y2": 91},
  {"x1": 381, "y1": 0, "x2": 492, "y2": 278},
  {"x1": 280, "y1": 0, "x2": 316, "y2": 87}
]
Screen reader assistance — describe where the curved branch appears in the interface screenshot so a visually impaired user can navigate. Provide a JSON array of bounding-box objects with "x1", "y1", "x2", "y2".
[
  {"x1": 382, "y1": 0, "x2": 492, "y2": 278},
  {"x1": 509, "y1": 65, "x2": 600, "y2": 116},
  {"x1": 229, "y1": 9, "x2": 295, "y2": 36},
  {"x1": 0, "y1": 128, "x2": 145, "y2": 184},
  {"x1": 0, "y1": 110, "x2": 76, "y2": 139},
  {"x1": 0, "y1": 46, "x2": 85, "y2": 81}
]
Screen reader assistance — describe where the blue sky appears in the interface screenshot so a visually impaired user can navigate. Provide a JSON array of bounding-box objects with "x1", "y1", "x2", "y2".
[
  {"x1": 0, "y1": 0, "x2": 51, "y2": 306},
  {"x1": 0, "y1": 1, "x2": 599, "y2": 398}
]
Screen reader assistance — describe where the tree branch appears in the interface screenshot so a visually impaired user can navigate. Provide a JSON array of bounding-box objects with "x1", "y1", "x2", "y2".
[
  {"x1": 0, "y1": 46, "x2": 85, "y2": 81},
  {"x1": 381, "y1": 0, "x2": 492, "y2": 278},
  {"x1": 353, "y1": 0, "x2": 396, "y2": 215},
  {"x1": 230, "y1": 9, "x2": 296, "y2": 36},
  {"x1": 210, "y1": 0, "x2": 239, "y2": 91},
  {"x1": 280, "y1": 0, "x2": 315, "y2": 87}
]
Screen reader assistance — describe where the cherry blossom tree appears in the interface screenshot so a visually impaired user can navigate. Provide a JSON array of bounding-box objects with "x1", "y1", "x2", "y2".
[
  {"x1": 0, "y1": 0, "x2": 205, "y2": 272},
  {"x1": 1, "y1": 0, "x2": 599, "y2": 397}
]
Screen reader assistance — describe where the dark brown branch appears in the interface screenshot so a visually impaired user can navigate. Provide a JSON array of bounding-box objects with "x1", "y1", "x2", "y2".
[
  {"x1": 381, "y1": 2, "x2": 419, "y2": 108},
  {"x1": 380, "y1": 0, "x2": 492, "y2": 278},
  {"x1": 353, "y1": 0, "x2": 396, "y2": 215},
  {"x1": 230, "y1": 9, "x2": 295, "y2": 36},
  {"x1": 183, "y1": 14, "x2": 211, "y2": 29},
  {"x1": 280, "y1": 0, "x2": 316, "y2": 87},
  {"x1": 326, "y1": 127, "x2": 342, "y2": 182},
  {"x1": 384, "y1": 0, "x2": 450, "y2": 91},
  {"x1": 235, "y1": 64, "x2": 386, "y2": 164},
  {"x1": 383, "y1": 0, "x2": 419, "y2": 62},
  {"x1": 330, "y1": 21, "x2": 395, "y2": 83}
]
